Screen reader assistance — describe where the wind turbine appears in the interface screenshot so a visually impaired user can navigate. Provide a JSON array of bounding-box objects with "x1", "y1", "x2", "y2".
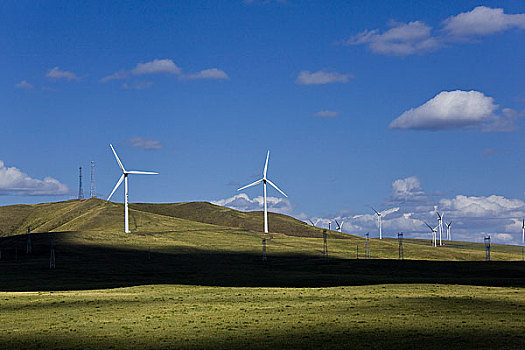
[
  {"x1": 424, "y1": 222, "x2": 438, "y2": 247},
  {"x1": 446, "y1": 221, "x2": 452, "y2": 241},
  {"x1": 371, "y1": 207, "x2": 383, "y2": 239},
  {"x1": 237, "y1": 151, "x2": 287, "y2": 233},
  {"x1": 107, "y1": 144, "x2": 158, "y2": 233},
  {"x1": 335, "y1": 219, "x2": 344, "y2": 233},
  {"x1": 522, "y1": 219, "x2": 524, "y2": 245},
  {"x1": 308, "y1": 219, "x2": 320, "y2": 227},
  {"x1": 437, "y1": 212, "x2": 444, "y2": 246},
  {"x1": 370, "y1": 207, "x2": 399, "y2": 239}
]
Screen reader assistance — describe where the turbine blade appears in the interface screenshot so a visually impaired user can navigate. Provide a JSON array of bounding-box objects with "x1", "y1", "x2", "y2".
[
  {"x1": 371, "y1": 207, "x2": 380, "y2": 215},
  {"x1": 335, "y1": 219, "x2": 340, "y2": 227},
  {"x1": 424, "y1": 222, "x2": 433, "y2": 231},
  {"x1": 309, "y1": 219, "x2": 314, "y2": 226},
  {"x1": 237, "y1": 179, "x2": 263, "y2": 191},
  {"x1": 266, "y1": 179, "x2": 287, "y2": 198},
  {"x1": 263, "y1": 150, "x2": 269, "y2": 179},
  {"x1": 110, "y1": 144, "x2": 126, "y2": 172},
  {"x1": 127, "y1": 170, "x2": 158, "y2": 175},
  {"x1": 107, "y1": 174, "x2": 125, "y2": 201}
]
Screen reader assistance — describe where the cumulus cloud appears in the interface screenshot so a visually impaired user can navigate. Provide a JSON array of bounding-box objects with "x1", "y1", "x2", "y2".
[
  {"x1": 296, "y1": 70, "x2": 353, "y2": 85},
  {"x1": 127, "y1": 137, "x2": 163, "y2": 150},
  {"x1": 391, "y1": 176, "x2": 426, "y2": 202},
  {"x1": 346, "y1": 7, "x2": 525, "y2": 56},
  {"x1": 439, "y1": 195, "x2": 525, "y2": 218},
  {"x1": 315, "y1": 110, "x2": 339, "y2": 118},
  {"x1": 15, "y1": 80, "x2": 33, "y2": 89},
  {"x1": 212, "y1": 193, "x2": 293, "y2": 215},
  {"x1": 389, "y1": 90, "x2": 520, "y2": 132},
  {"x1": 443, "y1": 6, "x2": 525, "y2": 37},
  {"x1": 132, "y1": 59, "x2": 181, "y2": 75},
  {"x1": 345, "y1": 21, "x2": 440, "y2": 56},
  {"x1": 46, "y1": 67, "x2": 80, "y2": 81},
  {"x1": 0, "y1": 160, "x2": 69, "y2": 196},
  {"x1": 185, "y1": 68, "x2": 229, "y2": 80}
]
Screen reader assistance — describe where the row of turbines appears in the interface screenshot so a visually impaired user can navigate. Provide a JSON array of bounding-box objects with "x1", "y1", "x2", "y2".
[{"x1": 103, "y1": 144, "x2": 525, "y2": 247}]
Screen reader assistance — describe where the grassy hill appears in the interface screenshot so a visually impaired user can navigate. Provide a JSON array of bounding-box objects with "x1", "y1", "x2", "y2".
[
  {"x1": 0, "y1": 198, "x2": 334, "y2": 238},
  {"x1": 130, "y1": 201, "x2": 331, "y2": 237}
]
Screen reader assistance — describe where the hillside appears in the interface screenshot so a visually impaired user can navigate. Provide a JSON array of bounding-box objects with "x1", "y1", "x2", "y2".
[
  {"x1": 0, "y1": 198, "x2": 337, "y2": 238},
  {"x1": 130, "y1": 201, "x2": 333, "y2": 238}
]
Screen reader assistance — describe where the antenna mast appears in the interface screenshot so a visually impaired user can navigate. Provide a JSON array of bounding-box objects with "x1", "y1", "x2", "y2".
[
  {"x1": 90, "y1": 161, "x2": 96, "y2": 198},
  {"x1": 78, "y1": 166, "x2": 84, "y2": 199}
]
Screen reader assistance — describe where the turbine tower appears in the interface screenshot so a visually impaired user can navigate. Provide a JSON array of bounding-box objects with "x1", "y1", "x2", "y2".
[
  {"x1": 107, "y1": 144, "x2": 158, "y2": 233},
  {"x1": 335, "y1": 219, "x2": 344, "y2": 233},
  {"x1": 424, "y1": 222, "x2": 438, "y2": 247},
  {"x1": 371, "y1": 207, "x2": 382, "y2": 239},
  {"x1": 237, "y1": 150, "x2": 287, "y2": 234}
]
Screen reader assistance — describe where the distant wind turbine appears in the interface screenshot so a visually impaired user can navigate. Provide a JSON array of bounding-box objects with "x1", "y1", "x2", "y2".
[
  {"x1": 309, "y1": 219, "x2": 320, "y2": 227},
  {"x1": 446, "y1": 221, "x2": 452, "y2": 241},
  {"x1": 371, "y1": 207, "x2": 399, "y2": 239},
  {"x1": 237, "y1": 151, "x2": 287, "y2": 234},
  {"x1": 107, "y1": 144, "x2": 158, "y2": 233},
  {"x1": 424, "y1": 222, "x2": 438, "y2": 247},
  {"x1": 522, "y1": 219, "x2": 524, "y2": 245},
  {"x1": 335, "y1": 219, "x2": 344, "y2": 233}
]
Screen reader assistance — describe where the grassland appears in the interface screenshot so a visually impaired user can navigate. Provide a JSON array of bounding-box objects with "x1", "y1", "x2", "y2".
[
  {"x1": 0, "y1": 284, "x2": 523, "y2": 349},
  {"x1": 0, "y1": 198, "x2": 524, "y2": 349}
]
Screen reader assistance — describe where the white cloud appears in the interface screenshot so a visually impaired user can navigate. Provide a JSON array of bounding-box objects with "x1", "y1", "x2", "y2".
[
  {"x1": 391, "y1": 176, "x2": 426, "y2": 201},
  {"x1": 212, "y1": 193, "x2": 293, "y2": 215},
  {"x1": 15, "y1": 80, "x2": 33, "y2": 89},
  {"x1": 389, "y1": 90, "x2": 520, "y2": 132},
  {"x1": 443, "y1": 6, "x2": 525, "y2": 37},
  {"x1": 346, "y1": 7, "x2": 525, "y2": 56},
  {"x1": 100, "y1": 70, "x2": 129, "y2": 83},
  {"x1": 122, "y1": 81, "x2": 153, "y2": 90},
  {"x1": 0, "y1": 160, "x2": 69, "y2": 196},
  {"x1": 315, "y1": 110, "x2": 339, "y2": 118},
  {"x1": 127, "y1": 137, "x2": 163, "y2": 150},
  {"x1": 185, "y1": 68, "x2": 229, "y2": 80},
  {"x1": 296, "y1": 70, "x2": 353, "y2": 85},
  {"x1": 345, "y1": 21, "x2": 440, "y2": 56},
  {"x1": 439, "y1": 195, "x2": 525, "y2": 218},
  {"x1": 46, "y1": 67, "x2": 80, "y2": 81},
  {"x1": 131, "y1": 59, "x2": 181, "y2": 75}
]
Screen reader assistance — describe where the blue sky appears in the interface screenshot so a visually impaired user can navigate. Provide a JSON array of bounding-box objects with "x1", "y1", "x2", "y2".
[{"x1": 2, "y1": 1, "x2": 525, "y2": 244}]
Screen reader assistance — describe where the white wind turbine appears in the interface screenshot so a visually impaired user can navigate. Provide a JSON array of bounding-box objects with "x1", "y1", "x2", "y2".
[
  {"x1": 371, "y1": 207, "x2": 399, "y2": 239},
  {"x1": 309, "y1": 219, "x2": 321, "y2": 227},
  {"x1": 107, "y1": 144, "x2": 158, "y2": 233},
  {"x1": 437, "y1": 212, "x2": 444, "y2": 246},
  {"x1": 424, "y1": 222, "x2": 438, "y2": 247},
  {"x1": 522, "y1": 219, "x2": 524, "y2": 245},
  {"x1": 237, "y1": 151, "x2": 287, "y2": 234},
  {"x1": 446, "y1": 221, "x2": 452, "y2": 240},
  {"x1": 335, "y1": 219, "x2": 344, "y2": 233}
]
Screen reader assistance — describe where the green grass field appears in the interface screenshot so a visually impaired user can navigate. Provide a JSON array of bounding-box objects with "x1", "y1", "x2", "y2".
[{"x1": 0, "y1": 199, "x2": 524, "y2": 349}]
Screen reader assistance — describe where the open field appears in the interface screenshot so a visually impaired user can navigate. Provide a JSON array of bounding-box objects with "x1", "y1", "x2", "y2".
[
  {"x1": 0, "y1": 284, "x2": 524, "y2": 349},
  {"x1": 0, "y1": 199, "x2": 524, "y2": 348}
]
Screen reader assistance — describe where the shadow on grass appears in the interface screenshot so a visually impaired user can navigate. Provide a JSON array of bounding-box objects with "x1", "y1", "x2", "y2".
[
  {"x1": 0, "y1": 232, "x2": 524, "y2": 292},
  {"x1": 0, "y1": 326, "x2": 523, "y2": 350}
]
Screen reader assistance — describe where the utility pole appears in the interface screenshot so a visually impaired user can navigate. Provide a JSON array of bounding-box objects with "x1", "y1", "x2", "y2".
[
  {"x1": 90, "y1": 161, "x2": 96, "y2": 198},
  {"x1": 26, "y1": 226, "x2": 32, "y2": 254},
  {"x1": 78, "y1": 166, "x2": 84, "y2": 199}
]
